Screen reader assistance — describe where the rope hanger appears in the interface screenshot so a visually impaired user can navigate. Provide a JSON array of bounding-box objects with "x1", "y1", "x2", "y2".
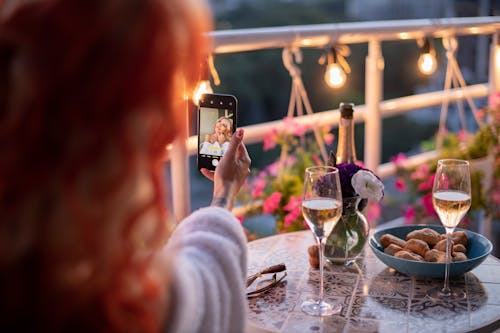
[
  {"x1": 437, "y1": 36, "x2": 483, "y2": 148},
  {"x1": 282, "y1": 47, "x2": 328, "y2": 163}
]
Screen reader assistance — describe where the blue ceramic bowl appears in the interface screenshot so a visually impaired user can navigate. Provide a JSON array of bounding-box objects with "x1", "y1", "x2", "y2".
[{"x1": 369, "y1": 225, "x2": 493, "y2": 278}]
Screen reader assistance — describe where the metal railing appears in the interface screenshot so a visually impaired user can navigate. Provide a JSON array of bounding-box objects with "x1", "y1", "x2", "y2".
[{"x1": 170, "y1": 16, "x2": 500, "y2": 220}]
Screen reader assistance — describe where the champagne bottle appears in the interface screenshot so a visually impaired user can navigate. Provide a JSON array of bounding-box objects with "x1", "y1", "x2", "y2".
[
  {"x1": 325, "y1": 102, "x2": 369, "y2": 265},
  {"x1": 335, "y1": 102, "x2": 357, "y2": 165}
]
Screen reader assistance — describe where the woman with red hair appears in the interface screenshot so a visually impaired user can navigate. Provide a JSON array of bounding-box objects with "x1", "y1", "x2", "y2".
[{"x1": 0, "y1": 0, "x2": 251, "y2": 332}]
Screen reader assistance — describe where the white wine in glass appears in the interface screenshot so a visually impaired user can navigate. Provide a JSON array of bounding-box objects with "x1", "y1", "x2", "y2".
[
  {"x1": 301, "y1": 166, "x2": 343, "y2": 316},
  {"x1": 427, "y1": 159, "x2": 471, "y2": 300}
]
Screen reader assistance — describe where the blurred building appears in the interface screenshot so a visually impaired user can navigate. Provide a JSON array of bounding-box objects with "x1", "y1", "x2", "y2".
[{"x1": 346, "y1": 0, "x2": 457, "y2": 19}]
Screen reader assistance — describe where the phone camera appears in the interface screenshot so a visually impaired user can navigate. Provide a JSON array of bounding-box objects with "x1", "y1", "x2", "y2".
[{"x1": 220, "y1": 101, "x2": 223, "y2": 105}]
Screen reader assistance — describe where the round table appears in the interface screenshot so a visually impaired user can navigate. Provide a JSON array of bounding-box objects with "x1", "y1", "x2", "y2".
[{"x1": 246, "y1": 230, "x2": 500, "y2": 333}]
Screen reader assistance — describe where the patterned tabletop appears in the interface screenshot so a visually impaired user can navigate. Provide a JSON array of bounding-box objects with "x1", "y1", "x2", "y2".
[{"x1": 246, "y1": 230, "x2": 500, "y2": 333}]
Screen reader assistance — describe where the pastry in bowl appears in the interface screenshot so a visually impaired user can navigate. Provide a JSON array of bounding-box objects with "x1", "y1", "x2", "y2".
[{"x1": 369, "y1": 225, "x2": 492, "y2": 278}]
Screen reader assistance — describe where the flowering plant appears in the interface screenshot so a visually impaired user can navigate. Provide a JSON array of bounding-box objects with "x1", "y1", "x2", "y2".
[
  {"x1": 392, "y1": 91, "x2": 500, "y2": 223},
  {"x1": 237, "y1": 117, "x2": 384, "y2": 235},
  {"x1": 487, "y1": 92, "x2": 500, "y2": 218},
  {"x1": 237, "y1": 117, "x2": 333, "y2": 233}
]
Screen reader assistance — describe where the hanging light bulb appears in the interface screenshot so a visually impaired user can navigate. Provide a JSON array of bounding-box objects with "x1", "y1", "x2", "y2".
[
  {"x1": 324, "y1": 47, "x2": 347, "y2": 88},
  {"x1": 418, "y1": 38, "x2": 437, "y2": 75},
  {"x1": 325, "y1": 63, "x2": 346, "y2": 88},
  {"x1": 192, "y1": 80, "x2": 213, "y2": 105}
]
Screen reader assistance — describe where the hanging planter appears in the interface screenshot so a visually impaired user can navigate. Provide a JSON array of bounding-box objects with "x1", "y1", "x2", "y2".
[{"x1": 391, "y1": 37, "x2": 500, "y2": 224}]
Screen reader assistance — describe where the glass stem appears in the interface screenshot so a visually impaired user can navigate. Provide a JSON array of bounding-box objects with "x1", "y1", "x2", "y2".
[
  {"x1": 318, "y1": 237, "x2": 325, "y2": 303},
  {"x1": 442, "y1": 228, "x2": 453, "y2": 295}
]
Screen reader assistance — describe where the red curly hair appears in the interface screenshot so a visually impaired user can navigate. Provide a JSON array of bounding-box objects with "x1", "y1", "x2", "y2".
[{"x1": 0, "y1": 0, "x2": 210, "y2": 331}]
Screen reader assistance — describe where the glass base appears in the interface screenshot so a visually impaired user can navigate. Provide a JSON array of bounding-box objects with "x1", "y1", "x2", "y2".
[
  {"x1": 301, "y1": 299, "x2": 342, "y2": 317},
  {"x1": 426, "y1": 286, "x2": 466, "y2": 301}
]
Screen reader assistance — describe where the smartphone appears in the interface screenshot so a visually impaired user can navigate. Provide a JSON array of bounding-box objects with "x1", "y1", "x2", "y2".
[{"x1": 197, "y1": 93, "x2": 238, "y2": 172}]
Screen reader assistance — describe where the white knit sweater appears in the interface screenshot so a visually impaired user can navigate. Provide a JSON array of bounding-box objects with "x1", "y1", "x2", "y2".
[{"x1": 164, "y1": 207, "x2": 248, "y2": 333}]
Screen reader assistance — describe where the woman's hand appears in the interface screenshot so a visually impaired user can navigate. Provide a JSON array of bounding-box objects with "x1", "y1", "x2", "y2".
[
  {"x1": 205, "y1": 133, "x2": 216, "y2": 143},
  {"x1": 216, "y1": 133, "x2": 226, "y2": 145},
  {"x1": 201, "y1": 128, "x2": 251, "y2": 210}
]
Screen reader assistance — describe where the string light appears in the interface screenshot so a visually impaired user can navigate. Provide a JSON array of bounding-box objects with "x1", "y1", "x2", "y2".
[
  {"x1": 192, "y1": 55, "x2": 220, "y2": 105},
  {"x1": 321, "y1": 46, "x2": 350, "y2": 88},
  {"x1": 325, "y1": 62, "x2": 346, "y2": 88},
  {"x1": 418, "y1": 38, "x2": 437, "y2": 75}
]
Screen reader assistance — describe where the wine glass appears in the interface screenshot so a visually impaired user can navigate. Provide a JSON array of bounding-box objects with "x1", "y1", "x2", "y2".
[
  {"x1": 427, "y1": 159, "x2": 471, "y2": 300},
  {"x1": 301, "y1": 166, "x2": 343, "y2": 316}
]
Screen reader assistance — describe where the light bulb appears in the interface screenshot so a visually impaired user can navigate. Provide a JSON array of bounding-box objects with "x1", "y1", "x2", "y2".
[
  {"x1": 192, "y1": 80, "x2": 213, "y2": 105},
  {"x1": 418, "y1": 52, "x2": 437, "y2": 75},
  {"x1": 324, "y1": 63, "x2": 346, "y2": 88}
]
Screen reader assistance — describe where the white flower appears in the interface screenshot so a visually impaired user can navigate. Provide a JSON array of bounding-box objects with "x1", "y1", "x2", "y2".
[{"x1": 351, "y1": 170, "x2": 384, "y2": 202}]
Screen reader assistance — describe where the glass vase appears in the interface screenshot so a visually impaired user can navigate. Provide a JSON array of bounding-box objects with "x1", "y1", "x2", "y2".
[{"x1": 324, "y1": 196, "x2": 369, "y2": 265}]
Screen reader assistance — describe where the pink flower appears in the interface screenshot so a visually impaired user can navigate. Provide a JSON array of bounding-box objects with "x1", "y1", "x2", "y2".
[
  {"x1": 251, "y1": 179, "x2": 266, "y2": 199},
  {"x1": 410, "y1": 164, "x2": 430, "y2": 181},
  {"x1": 320, "y1": 124, "x2": 334, "y2": 145},
  {"x1": 283, "y1": 196, "x2": 301, "y2": 211},
  {"x1": 283, "y1": 117, "x2": 306, "y2": 136},
  {"x1": 266, "y1": 161, "x2": 280, "y2": 176},
  {"x1": 282, "y1": 156, "x2": 298, "y2": 168},
  {"x1": 437, "y1": 127, "x2": 449, "y2": 137},
  {"x1": 356, "y1": 160, "x2": 366, "y2": 168},
  {"x1": 257, "y1": 170, "x2": 267, "y2": 178},
  {"x1": 311, "y1": 154, "x2": 323, "y2": 166},
  {"x1": 421, "y1": 193, "x2": 435, "y2": 216},
  {"x1": 417, "y1": 174, "x2": 435, "y2": 192},
  {"x1": 262, "y1": 192, "x2": 282, "y2": 214},
  {"x1": 404, "y1": 206, "x2": 415, "y2": 224},
  {"x1": 323, "y1": 133, "x2": 335, "y2": 146},
  {"x1": 488, "y1": 91, "x2": 500, "y2": 110},
  {"x1": 391, "y1": 153, "x2": 407, "y2": 167},
  {"x1": 284, "y1": 207, "x2": 301, "y2": 227},
  {"x1": 263, "y1": 128, "x2": 279, "y2": 151},
  {"x1": 395, "y1": 177, "x2": 407, "y2": 192},
  {"x1": 457, "y1": 130, "x2": 468, "y2": 142},
  {"x1": 236, "y1": 216, "x2": 244, "y2": 224}
]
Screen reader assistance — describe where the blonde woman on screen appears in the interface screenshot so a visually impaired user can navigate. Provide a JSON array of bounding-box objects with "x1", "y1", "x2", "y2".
[{"x1": 200, "y1": 116, "x2": 233, "y2": 156}]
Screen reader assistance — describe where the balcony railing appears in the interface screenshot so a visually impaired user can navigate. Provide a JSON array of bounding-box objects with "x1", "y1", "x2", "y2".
[{"x1": 169, "y1": 16, "x2": 500, "y2": 221}]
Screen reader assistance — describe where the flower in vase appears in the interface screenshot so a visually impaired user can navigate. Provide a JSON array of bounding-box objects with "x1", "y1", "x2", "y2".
[
  {"x1": 351, "y1": 170, "x2": 384, "y2": 202},
  {"x1": 321, "y1": 161, "x2": 384, "y2": 263},
  {"x1": 335, "y1": 163, "x2": 384, "y2": 202}
]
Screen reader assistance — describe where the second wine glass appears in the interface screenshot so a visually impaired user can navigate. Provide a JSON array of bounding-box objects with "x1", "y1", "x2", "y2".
[
  {"x1": 301, "y1": 166, "x2": 343, "y2": 316},
  {"x1": 427, "y1": 159, "x2": 471, "y2": 301}
]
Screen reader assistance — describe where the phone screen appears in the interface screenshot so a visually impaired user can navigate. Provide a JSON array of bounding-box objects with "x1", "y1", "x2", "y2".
[{"x1": 197, "y1": 94, "x2": 237, "y2": 171}]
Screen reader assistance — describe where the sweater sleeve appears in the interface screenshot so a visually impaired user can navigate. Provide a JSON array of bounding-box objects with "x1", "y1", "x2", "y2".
[{"x1": 163, "y1": 207, "x2": 248, "y2": 333}]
